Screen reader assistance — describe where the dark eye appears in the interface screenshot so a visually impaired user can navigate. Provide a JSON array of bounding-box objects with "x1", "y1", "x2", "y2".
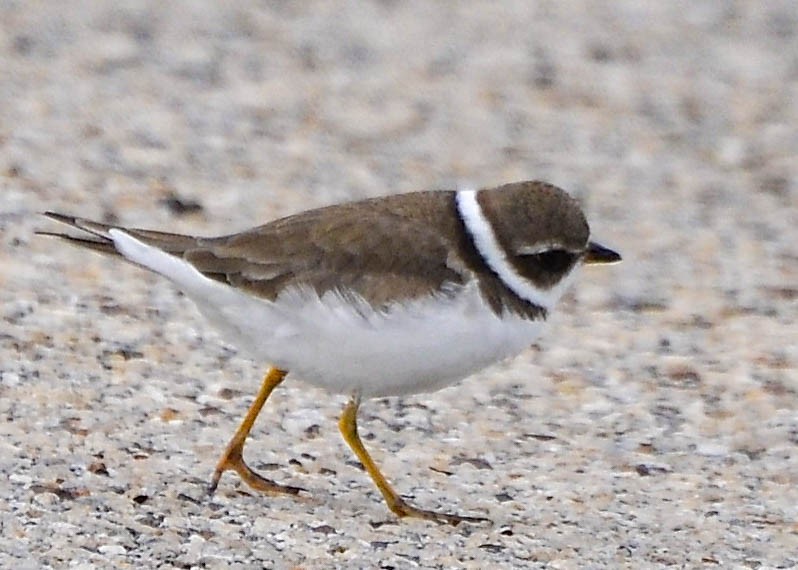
[{"x1": 524, "y1": 249, "x2": 576, "y2": 273}]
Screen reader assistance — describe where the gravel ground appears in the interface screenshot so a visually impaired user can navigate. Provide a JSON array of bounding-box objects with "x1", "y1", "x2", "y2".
[{"x1": 2, "y1": 2, "x2": 797, "y2": 568}]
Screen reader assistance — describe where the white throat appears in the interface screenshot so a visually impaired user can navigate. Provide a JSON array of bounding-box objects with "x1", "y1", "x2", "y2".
[{"x1": 455, "y1": 189, "x2": 576, "y2": 313}]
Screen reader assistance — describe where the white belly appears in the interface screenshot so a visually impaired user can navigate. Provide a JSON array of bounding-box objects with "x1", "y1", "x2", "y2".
[
  {"x1": 108, "y1": 229, "x2": 546, "y2": 397},
  {"x1": 195, "y1": 283, "x2": 544, "y2": 397}
]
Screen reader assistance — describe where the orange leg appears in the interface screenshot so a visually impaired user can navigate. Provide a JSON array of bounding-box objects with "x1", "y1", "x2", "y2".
[
  {"x1": 208, "y1": 367, "x2": 303, "y2": 496},
  {"x1": 338, "y1": 394, "x2": 489, "y2": 526}
]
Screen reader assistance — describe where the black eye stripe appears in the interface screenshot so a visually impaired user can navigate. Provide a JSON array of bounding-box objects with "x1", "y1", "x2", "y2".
[{"x1": 517, "y1": 249, "x2": 576, "y2": 273}]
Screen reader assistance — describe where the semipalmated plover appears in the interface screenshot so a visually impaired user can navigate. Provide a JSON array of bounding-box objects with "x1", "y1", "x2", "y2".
[{"x1": 41, "y1": 180, "x2": 620, "y2": 525}]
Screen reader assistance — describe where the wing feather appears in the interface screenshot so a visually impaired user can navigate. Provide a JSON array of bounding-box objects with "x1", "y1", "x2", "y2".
[{"x1": 42, "y1": 192, "x2": 469, "y2": 308}]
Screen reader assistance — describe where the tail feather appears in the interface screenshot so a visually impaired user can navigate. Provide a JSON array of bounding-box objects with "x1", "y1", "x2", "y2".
[
  {"x1": 39, "y1": 213, "x2": 258, "y2": 324},
  {"x1": 38, "y1": 212, "x2": 203, "y2": 256},
  {"x1": 36, "y1": 230, "x2": 118, "y2": 256}
]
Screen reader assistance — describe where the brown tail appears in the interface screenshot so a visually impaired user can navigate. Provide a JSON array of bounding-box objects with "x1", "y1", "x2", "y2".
[{"x1": 37, "y1": 212, "x2": 203, "y2": 257}]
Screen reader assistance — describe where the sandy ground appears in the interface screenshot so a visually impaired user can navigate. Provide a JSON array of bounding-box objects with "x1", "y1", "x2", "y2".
[{"x1": 1, "y1": 2, "x2": 797, "y2": 568}]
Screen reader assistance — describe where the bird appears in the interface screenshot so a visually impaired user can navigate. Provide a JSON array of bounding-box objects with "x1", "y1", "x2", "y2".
[{"x1": 40, "y1": 180, "x2": 621, "y2": 525}]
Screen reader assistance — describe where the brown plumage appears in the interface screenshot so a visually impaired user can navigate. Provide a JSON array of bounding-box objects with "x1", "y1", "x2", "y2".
[{"x1": 40, "y1": 181, "x2": 595, "y2": 319}]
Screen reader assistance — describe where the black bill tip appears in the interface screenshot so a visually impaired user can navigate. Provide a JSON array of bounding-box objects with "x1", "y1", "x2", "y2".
[{"x1": 584, "y1": 241, "x2": 622, "y2": 265}]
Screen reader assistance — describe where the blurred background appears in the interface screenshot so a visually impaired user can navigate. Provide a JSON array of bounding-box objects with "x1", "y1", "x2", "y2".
[{"x1": 2, "y1": 2, "x2": 796, "y2": 568}]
